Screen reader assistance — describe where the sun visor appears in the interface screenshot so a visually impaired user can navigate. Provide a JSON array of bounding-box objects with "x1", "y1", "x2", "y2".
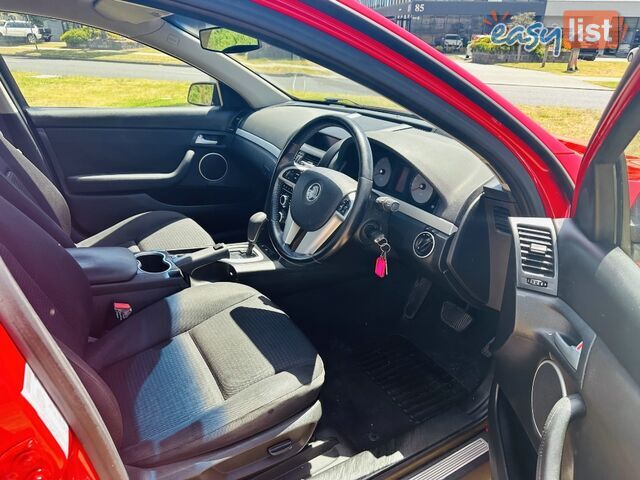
[{"x1": 94, "y1": 0, "x2": 169, "y2": 24}]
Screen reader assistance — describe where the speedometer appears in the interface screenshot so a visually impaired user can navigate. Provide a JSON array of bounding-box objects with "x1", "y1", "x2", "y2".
[
  {"x1": 373, "y1": 157, "x2": 392, "y2": 188},
  {"x1": 409, "y1": 174, "x2": 434, "y2": 205}
]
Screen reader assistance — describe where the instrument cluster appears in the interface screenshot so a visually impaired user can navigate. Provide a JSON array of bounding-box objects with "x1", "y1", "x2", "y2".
[
  {"x1": 337, "y1": 143, "x2": 438, "y2": 211},
  {"x1": 372, "y1": 154, "x2": 435, "y2": 208}
]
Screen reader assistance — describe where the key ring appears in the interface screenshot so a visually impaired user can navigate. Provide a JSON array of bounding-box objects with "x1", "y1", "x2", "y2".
[{"x1": 374, "y1": 236, "x2": 391, "y2": 253}]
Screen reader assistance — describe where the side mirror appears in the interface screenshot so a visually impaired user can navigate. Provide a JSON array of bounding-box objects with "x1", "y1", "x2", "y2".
[
  {"x1": 187, "y1": 82, "x2": 222, "y2": 107},
  {"x1": 199, "y1": 27, "x2": 260, "y2": 54}
]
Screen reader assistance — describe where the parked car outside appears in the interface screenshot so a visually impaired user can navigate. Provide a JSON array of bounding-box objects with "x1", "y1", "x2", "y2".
[
  {"x1": 0, "y1": 20, "x2": 42, "y2": 43},
  {"x1": 629, "y1": 46, "x2": 639, "y2": 62},
  {"x1": 443, "y1": 33, "x2": 463, "y2": 52},
  {"x1": 36, "y1": 26, "x2": 51, "y2": 42}
]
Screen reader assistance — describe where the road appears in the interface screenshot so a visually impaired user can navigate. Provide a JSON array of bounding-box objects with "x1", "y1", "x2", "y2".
[
  {"x1": 5, "y1": 56, "x2": 614, "y2": 110},
  {"x1": 459, "y1": 61, "x2": 613, "y2": 110}
]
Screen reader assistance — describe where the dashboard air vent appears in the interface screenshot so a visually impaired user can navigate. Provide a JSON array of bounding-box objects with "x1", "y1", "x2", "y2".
[
  {"x1": 493, "y1": 206, "x2": 511, "y2": 234},
  {"x1": 517, "y1": 225, "x2": 555, "y2": 277},
  {"x1": 294, "y1": 150, "x2": 320, "y2": 167},
  {"x1": 510, "y1": 218, "x2": 558, "y2": 295}
]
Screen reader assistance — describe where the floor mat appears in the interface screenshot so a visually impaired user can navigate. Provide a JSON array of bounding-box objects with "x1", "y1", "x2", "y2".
[
  {"x1": 319, "y1": 335, "x2": 468, "y2": 454},
  {"x1": 357, "y1": 336, "x2": 468, "y2": 424}
]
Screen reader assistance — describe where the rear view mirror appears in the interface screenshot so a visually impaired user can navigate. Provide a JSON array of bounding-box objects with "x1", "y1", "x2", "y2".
[
  {"x1": 187, "y1": 82, "x2": 222, "y2": 107},
  {"x1": 199, "y1": 27, "x2": 260, "y2": 54}
]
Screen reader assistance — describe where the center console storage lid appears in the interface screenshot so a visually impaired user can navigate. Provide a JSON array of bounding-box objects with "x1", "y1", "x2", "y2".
[{"x1": 67, "y1": 247, "x2": 137, "y2": 285}]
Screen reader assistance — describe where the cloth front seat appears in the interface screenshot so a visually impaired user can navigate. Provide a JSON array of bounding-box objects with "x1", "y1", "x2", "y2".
[
  {"x1": 0, "y1": 132, "x2": 214, "y2": 252},
  {"x1": 86, "y1": 283, "x2": 324, "y2": 466},
  {"x1": 0, "y1": 195, "x2": 324, "y2": 468},
  {"x1": 75, "y1": 210, "x2": 215, "y2": 252}
]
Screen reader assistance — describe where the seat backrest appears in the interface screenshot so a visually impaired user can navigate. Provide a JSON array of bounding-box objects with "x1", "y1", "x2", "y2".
[
  {"x1": 0, "y1": 131, "x2": 72, "y2": 236},
  {"x1": 0, "y1": 195, "x2": 124, "y2": 444},
  {"x1": 0, "y1": 195, "x2": 89, "y2": 354},
  {"x1": 0, "y1": 174, "x2": 74, "y2": 247}
]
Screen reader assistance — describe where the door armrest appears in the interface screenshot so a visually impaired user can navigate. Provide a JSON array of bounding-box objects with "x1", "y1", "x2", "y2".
[{"x1": 66, "y1": 150, "x2": 194, "y2": 194}]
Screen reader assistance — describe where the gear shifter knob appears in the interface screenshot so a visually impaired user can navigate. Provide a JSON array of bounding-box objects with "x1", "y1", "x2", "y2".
[{"x1": 246, "y1": 211, "x2": 267, "y2": 256}]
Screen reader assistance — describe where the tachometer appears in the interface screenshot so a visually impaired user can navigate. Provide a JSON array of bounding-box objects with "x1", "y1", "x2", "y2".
[
  {"x1": 410, "y1": 174, "x2": 434, "y2": 205},
  {"x1": 373, "y1": 157, "x2": 392, "y2": 188}
]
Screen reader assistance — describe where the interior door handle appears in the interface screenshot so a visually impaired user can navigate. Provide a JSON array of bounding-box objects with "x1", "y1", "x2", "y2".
[
  {"x1": 552, "y1": 332, "x2": 582, "y2": 371},
  {"x1": 194, "y1": 134, "x2": 219, "y2": 146},
  {"x1": 536, "y1": 394, "x2": 585, "y2": 480}
]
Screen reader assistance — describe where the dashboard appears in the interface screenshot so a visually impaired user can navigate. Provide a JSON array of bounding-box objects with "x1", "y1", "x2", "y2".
[{"x1": 233, "y1": 104, "x2": 513, "y2": 309}]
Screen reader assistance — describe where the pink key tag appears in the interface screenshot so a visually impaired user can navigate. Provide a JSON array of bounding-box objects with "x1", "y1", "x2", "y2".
[{"x1": 375, "y1": 255, "x2": 388, "y2": 278}]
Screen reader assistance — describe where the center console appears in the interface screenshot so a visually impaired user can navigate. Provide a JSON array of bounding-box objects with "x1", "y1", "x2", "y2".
[
  {"x1": 67, "y1": 211, "x2": 335, "y2": 335},
  {"x1": 67, "y1": 247, "x2": 186, "y2": 334},
  {"x1": 67, "y1": 212, "x2": 284, "y2": 334},
  {"x1": 188, "y1": 212, "x2": 285, "y2": 285}
]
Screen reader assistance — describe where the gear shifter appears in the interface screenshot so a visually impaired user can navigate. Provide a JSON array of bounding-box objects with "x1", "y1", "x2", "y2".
[{"x1": 246, "y1": 212, "x2": 267, "y2": 257}]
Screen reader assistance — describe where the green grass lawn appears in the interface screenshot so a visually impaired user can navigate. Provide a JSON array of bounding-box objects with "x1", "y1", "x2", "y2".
[
  {"x1": 13, "y1": 71, "x2": 190, "y2": 107},
  {"x1": 518, "y1": 104, "x2": 600, "y2": 140},
  {"x1": 590, "y1": 81, "x2": 620, "y2": 89},
  {"x1": 498, "y1": 60, "x2": 630, "y2": 78},
  {"x1": 514, "y1": 105, "x2": 639, "y2": 155}
]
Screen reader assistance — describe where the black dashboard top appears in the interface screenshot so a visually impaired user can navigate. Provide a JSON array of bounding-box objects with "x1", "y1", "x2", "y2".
[{"x1": 237, "y1": 104, "x2": 496, "y2": 225}]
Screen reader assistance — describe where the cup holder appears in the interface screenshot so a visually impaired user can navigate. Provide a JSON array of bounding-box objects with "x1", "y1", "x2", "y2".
[{"x1": 136, "y1": 252, "x2": 171, "y2": 274}]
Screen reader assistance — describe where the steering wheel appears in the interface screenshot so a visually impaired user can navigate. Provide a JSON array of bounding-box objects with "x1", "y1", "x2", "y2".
[{"x1": 267, "y1": 115, "x2": 373, "y2": 265}]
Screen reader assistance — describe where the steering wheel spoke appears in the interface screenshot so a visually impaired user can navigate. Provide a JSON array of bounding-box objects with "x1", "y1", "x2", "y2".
[
  {"x1": 282, "y1": 210, "x2": 301, "y2": 245},
  {"x1": 295, "y1": 215, "x2": 343, "y2": 255},
  {"x1": 282, "y1": 191, "x2": 356, "y2": 255}
]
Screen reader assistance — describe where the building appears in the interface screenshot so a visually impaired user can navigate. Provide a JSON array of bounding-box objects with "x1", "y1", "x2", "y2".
[
  {"x1": 359, "y1": 1, "x2": 548, "y2": 45},
  {"x1": 544, "y1": 1, "x2": 640, "y2": 54},
  {"x1": 360, "y1": 0, "x2": 640, "y2": 54}
]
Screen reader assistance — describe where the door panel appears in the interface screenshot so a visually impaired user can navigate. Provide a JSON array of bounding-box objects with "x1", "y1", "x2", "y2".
[
  {"x1": 491, "y1": 218, "x2": 640, "y2": 479},
  {"x1": 491, "y1": 61, "x2": 640, "y2": 479},
  {"x1": 28, "y1": 107, "x2": 264, "y2": 240}
]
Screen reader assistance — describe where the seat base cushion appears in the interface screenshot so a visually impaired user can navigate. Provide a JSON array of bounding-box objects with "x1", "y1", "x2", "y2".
[
  {"x1": 77, "y1": 210, "x2": 214, "y2": 252},
  {"x1": 86, "y1": 283, "x2": 324, "y2": 467}
]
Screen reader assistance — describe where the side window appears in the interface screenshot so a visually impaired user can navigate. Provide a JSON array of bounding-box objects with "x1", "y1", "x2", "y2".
[
  {"x1": 0, "y1": 15, "x2": 212, "y2": 108},
  {"x1": 626, "y1": 131, "x2": 640, "y2": 261}
]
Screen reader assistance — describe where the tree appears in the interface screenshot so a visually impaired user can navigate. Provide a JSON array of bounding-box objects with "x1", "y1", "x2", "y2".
[
  {"x1": 27, "y1": 15, "x2": 48, "y2": 27},
  {"x1": 509, "y1": 12, "x2": 536, "y2": 28},
  {"x1": 509, "y1": 12, "x2": 536, "y2": 62}
]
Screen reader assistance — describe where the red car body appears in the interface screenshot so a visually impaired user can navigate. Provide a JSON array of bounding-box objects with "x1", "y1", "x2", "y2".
[
  {"x1": 0, "y1": 0, "x2": 638, "y2": 477},
  {"x1": 0, "y1": 325, "x2": 98, "y2": 479}
]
